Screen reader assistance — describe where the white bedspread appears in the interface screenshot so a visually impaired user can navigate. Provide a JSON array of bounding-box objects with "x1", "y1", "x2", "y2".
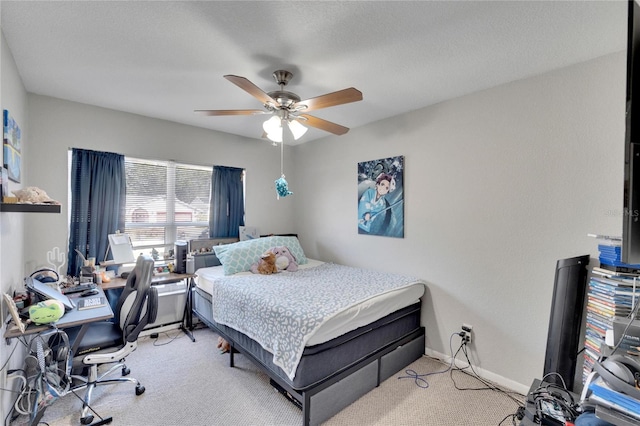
[
  {"x1": 196, "y1": 259, "x2": 424, "y2": 345},
  {"x1": 209, "y1": 262, "x2": 425, "y2": 380}
]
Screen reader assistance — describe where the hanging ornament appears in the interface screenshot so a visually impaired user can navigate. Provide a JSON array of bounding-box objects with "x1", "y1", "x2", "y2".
[
  {"x1": 275, "y1": 174, "x2": 292, "y2": 199},
  {"x1": 275, "y1": 118, "x2": 292, "y2": 199}
]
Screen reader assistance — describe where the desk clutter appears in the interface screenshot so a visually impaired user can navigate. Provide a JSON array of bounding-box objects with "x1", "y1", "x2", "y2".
[
  {"x1": 153, "y1": 263, "x2": 173, "y2": 275},
  {"x1": 79, "y1": 263, "x2": 111, "y2": 285},
  {"x1": 5, "y1": 255, "x2": 157, "y2": 425},
  {"x1": 3, "y1": 270, "x2": 112, "y2": 333},
  {"x1": 76, "y1": 296, "x2": 107, "y2": 310},
  {"x1": 61, "y1": 282, "x2": 97, "y2": 295}
]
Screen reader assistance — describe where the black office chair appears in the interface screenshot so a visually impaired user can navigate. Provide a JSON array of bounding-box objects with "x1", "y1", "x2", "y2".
[{"x1": 67, "y1": 255, "x2": 158, "y2": 425}]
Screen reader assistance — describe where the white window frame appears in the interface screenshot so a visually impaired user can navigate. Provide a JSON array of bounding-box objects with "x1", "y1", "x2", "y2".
[{"x1": 125, "y1": 157, "x2": 212, "y2": 257}]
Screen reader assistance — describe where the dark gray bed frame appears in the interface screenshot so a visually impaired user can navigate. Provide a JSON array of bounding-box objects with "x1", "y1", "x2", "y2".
[{"x1": 187, "y1": 243, "x2": 426, "y2": 425}]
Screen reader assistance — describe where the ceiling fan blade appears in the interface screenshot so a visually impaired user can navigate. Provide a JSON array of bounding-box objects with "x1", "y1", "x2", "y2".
[
  {"x1": 194, "y1": 109, "x2": 266, "y2": 116},
  {"x1": 224, "y1": 75, "x2": 279, "y2": 106},
  {"x1": 294, "y1": 88, "x2": 362, "y2": 112},
  {"x1": 298, "y1": 114, "x2": 350, "y2": 135}
]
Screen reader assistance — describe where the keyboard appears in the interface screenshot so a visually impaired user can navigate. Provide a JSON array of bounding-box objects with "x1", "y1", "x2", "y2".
[{"x1": 61, "y1": 282, "x2": 97, "y2": 295}]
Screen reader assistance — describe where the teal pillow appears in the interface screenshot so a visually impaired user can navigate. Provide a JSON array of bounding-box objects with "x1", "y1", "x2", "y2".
[{"x1": 213, "y1": 236, "x2": 307, "y2": 275}]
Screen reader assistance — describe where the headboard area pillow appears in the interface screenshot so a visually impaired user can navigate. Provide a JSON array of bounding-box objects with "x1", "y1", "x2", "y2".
[{"x1": 213, "y1": 236, "x2": 308, "y2": 275}]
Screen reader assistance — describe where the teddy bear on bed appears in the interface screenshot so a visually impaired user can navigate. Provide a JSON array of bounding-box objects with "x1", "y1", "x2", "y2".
[
  {"x1": 271, "y1": 246, "x2": 298, "y2": 272},
  {"x1": 250, "y1": 247, "x2": 298, "y2": 274},
  {"x1": 250, "y1": 250, "x2": 278, "y2": 275}
]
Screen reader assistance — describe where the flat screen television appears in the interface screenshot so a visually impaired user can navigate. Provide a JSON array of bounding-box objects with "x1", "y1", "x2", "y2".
[{"x1": 622, "y1": 0, "x2": 640, "y2": 264}]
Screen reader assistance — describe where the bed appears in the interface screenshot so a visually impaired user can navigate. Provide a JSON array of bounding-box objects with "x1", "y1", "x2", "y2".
[{"x1": 190, "y1": 236, "x2": 426, "y2": 426}]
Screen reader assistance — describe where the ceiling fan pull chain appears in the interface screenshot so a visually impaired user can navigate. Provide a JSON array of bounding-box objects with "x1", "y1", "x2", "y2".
[{"x1": 274, "y1": 126, "x2": 293, "y2": 199}]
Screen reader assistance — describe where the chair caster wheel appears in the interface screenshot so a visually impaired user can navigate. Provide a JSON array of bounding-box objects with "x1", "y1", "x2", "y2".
[
  {"x1": 122, "y1": 366, "x2": 130, "y2": 376},
  {"x1": 136, "y1": 384, "x2": 145, "y2": 395},
  {"x1": 81, "y1": 415, "x2": 94, "y2": 424}
]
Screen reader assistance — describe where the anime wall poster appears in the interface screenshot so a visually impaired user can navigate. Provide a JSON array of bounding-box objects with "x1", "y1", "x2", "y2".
[{"x1": 357, "y1": 155, "x2": 404, "y2": 238}]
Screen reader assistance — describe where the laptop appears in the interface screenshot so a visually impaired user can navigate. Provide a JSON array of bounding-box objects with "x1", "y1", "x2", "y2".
[{"x1": 26, "y1": 277, "x2": 76, "y2": 311}]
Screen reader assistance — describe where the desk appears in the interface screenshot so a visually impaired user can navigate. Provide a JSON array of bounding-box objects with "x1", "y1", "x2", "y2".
[
  {"x1": 101, "y1": 272, "x2": 194, "y2": 290},
  {"x1": 102, "y1": 272, "x2": 196, "y2": 342},
  {"x1": 4, "y1": 287, "x2": 114, "y2": 343},
  {"x1": 3, "y1": 288, "x2": 114, "y2": 425}
]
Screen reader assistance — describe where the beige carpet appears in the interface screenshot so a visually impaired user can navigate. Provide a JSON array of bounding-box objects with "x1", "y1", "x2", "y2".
[{"x1": 10, "y1": 327, "x2": 524, "y2": 425}]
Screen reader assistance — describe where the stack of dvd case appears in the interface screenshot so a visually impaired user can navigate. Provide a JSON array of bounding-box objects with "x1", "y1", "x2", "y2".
[
  {"x1": 598, "y1": 244, "x2": 640, "y2": 273},
  {"x1": 583, "y1": 266, "x2": 640, "y2": 384}
]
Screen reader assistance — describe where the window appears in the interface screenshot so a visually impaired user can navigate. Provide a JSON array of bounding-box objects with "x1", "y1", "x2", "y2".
[{"x1": 125, "y1": 158, "x2": 212, "y2": 260}]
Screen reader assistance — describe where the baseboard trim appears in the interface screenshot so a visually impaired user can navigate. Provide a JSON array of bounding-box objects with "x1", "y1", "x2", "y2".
[{"x1": 424, "y1": 347, "x2": 529, "y2": 396}]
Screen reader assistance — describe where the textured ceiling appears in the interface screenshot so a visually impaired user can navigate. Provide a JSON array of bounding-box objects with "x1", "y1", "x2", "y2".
[{"x1": 0, "y1": 1, "x2": 628, "y2": 144}]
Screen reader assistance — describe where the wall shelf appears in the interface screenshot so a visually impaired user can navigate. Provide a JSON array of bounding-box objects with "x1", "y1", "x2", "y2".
[{"x1": 0, "y1": 203, "x2": 61, "y2": 213}]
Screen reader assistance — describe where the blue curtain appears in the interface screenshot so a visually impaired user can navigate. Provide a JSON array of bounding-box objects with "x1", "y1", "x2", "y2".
[
  {"x1": 209, "y1": 166, "x2": 245, "y2": 238},
  {"x1": 67, "y1": 149, "x2": 126, "y2": 276}
]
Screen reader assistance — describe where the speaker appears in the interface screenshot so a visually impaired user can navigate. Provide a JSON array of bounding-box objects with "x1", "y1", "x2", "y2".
[
  {"x1": 543, "y1": 254, "x2": 590, "y2": 391},
  {"x1": 174, "y1": 241, "x2": 188, "y2": 274}
]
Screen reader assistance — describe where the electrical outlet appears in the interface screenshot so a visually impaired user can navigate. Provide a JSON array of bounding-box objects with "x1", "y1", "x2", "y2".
[{"x1": 461, "y1": 323, "x2": 473, "y2": 344}]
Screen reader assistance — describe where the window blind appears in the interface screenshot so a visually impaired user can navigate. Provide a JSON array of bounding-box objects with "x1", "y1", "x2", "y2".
[{"x1": 124, "y1": 158, "x2": 212, "y2": 258}]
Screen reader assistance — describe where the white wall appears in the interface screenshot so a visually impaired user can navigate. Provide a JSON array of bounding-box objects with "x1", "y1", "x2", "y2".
[
  {"x1": 1, "y1": 32, "x2": 627, "y2": 402},
  {"x1": 0, "y1": 32, "x2": 28, "y2": 285},
  {"x1": 23, "y1": 95, "x2": 297, "y2": 271},
  {"x1": 1, "y1": 30, "x2": 29, "y2": 422},
  {"x1": 293, "y1": 52, "x2": 626, "y2": 393}
]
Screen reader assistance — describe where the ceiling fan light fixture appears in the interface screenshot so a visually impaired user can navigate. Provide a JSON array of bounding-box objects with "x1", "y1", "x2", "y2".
[
  {"x1": 263, "y1": 116, "x2": 306, "y2": 142},
  {"x1": 263, "y1": 115, "x2": 281, "y2": 134},
  {"x1": 266, "y1": 131, "x2": 283, "y2": 143},
  {"x1": 263, "y1": 116, "x2": 283, "y2": 142},
  {"x1": 288, "y1": 119, "x2": 308, "y2": 140}
]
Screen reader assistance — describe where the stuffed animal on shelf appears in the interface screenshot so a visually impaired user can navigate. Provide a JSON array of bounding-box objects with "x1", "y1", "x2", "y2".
[
  {"x1": 12, "y1": 186, "x2": 60, "y2": 204},
  {"x1": 272, "y1": 246, "x2": 298, "y2": 272},
  {"x1": 217, "y1": 336, "x2": 231, "y2": 354},
  {"x1": 250, "y1": 251, "x2": 278, "y2": 275}
]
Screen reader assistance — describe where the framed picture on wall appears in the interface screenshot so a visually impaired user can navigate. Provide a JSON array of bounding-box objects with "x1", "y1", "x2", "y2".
[
  {"x1": 3, "y1": 143, "x2": 21, "y2": 183},
  {"x1": 0, "y1": 167, "x2": 8, "y2": 200},
  {"x1": 239, "y1": 226, "x2": 259, "y2": 241},
  {"x1": 3, "y1": 110, "x2": 21, "y2": 183},
  {"x1": 3, "y1": 293, "x2": 25, "y2": 333},
  {"x1": 357, "y1": 155, "x2": 404, "y2": 238},
  {"x1": 4, "y1": 109, "x2": 21, "y2": 152}
]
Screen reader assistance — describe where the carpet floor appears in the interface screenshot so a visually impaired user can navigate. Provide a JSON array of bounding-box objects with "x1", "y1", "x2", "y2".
[{"x1": 11, "y1": 326, "x2": 524, "y2": 425}]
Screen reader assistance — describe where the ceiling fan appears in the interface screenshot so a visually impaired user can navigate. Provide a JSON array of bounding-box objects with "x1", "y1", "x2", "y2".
[{"x1": 195, "y1": 70, "x2": 363, "y2": 142}]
